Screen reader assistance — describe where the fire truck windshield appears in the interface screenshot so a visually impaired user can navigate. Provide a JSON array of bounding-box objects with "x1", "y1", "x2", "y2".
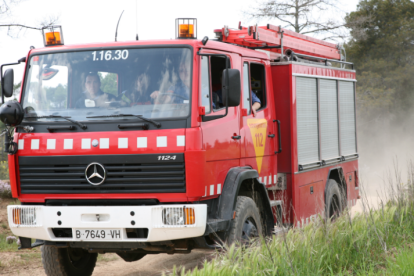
[{"x1": 21, "y1": 47, "x2": 192, "y2": 122}]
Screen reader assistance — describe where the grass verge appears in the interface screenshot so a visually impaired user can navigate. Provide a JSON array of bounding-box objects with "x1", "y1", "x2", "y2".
[{"x1": 174, "y1": 173, "x2": 414, "y2": 275}]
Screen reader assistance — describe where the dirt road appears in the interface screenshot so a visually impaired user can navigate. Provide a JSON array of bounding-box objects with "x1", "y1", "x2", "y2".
[{"x1": 1, "y1": 250, "x2": 215, "y2": 276}]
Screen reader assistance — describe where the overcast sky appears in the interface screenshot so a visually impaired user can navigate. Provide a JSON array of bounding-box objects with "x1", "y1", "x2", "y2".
[{"x1": 0, "y1": 0, "x2": 360, "y2": 84}]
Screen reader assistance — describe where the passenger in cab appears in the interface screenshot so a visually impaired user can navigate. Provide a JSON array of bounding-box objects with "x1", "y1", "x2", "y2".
[
  {"x1": 119, "y1": 73, "x2": 151, "y2": 106},
  {"x1": 150, "y1": 54, "x2": 191, "y2": 104},
  {"x1": 75, "y1": 72, "x2": 115, "y2": 108},
  {"x1": 212, "y1": 74, "x2": 261, "y2": 116}
]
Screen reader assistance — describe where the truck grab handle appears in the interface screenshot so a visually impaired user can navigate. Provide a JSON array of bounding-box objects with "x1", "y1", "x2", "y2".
[{"x1": 274, "y1": 120, "x2": 282, "y2": 154}]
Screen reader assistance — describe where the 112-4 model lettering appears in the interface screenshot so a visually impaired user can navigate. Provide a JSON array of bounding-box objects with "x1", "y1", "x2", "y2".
[{"x1": 158, "y1": 155, "x2": 176, "y2": 161}]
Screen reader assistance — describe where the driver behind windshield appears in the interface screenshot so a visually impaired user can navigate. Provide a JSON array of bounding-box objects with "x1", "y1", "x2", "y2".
[
  {"x1": 150, "y1": 53, "x2": 191, "y2": 104},
  {"x1": 75, "y1": 72, "x2": 115, "y2": 108}
]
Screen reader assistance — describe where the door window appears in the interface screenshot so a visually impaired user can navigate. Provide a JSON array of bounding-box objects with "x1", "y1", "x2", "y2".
[
  {"x1": 250, "y1": 63, "x2": 267, "y2": 111},
  {"x1": 199, "y1": 55, "x2": 230, "y2": 113},
  {"x1": 243, "y1": 62, "x2": 251, "y2": 115}
]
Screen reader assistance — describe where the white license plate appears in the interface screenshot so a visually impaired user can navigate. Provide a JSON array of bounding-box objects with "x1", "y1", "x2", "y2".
[{"x1": 74, "y1": 229, "x2": 122, "y2": 240}]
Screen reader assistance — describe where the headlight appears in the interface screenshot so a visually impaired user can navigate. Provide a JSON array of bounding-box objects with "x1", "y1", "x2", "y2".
[
  {"x1": 162, "y1": 207, "x2": 195, "y2": 226},
  {"x1": 11, "y1": 207, "x2": 37, "y2": 226}
]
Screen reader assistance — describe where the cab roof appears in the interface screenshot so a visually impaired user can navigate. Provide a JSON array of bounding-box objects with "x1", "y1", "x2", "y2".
[{"x1": 28, "y1": 39, "x2": 269, "y2": 60}]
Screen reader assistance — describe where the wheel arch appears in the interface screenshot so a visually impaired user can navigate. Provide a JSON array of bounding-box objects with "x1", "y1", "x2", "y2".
[
  {"x1": 216, "y1": 167, "x2": 274, "y2": 236},
  {"x1": 324, "y1": 167, "x2": 347, "y2": 204}
]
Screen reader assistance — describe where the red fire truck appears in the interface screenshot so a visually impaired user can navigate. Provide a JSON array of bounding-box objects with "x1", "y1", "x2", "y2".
[{"x1": 1, "y1": 19, "x2": 358, "y2": 275}]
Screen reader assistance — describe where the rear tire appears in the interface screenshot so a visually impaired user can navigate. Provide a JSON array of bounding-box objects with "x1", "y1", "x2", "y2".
[
  {"x1": 325, "y1": 179, "x2": 343, "y2": 220},
  {"x1": 226, "y1": 196, "x2": 263, "y2": 245},
  {"x1": 41, "y1": 245, "x2": 97, "y2": 276}
]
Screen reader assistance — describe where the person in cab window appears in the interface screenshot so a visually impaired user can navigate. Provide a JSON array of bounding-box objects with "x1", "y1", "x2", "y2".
[
  {"x1": 212, "y1": 74, "x2": 261, "y2": 116},
  {"x1": 118, "y1": 73, "x2": 151, "y2": 106},
  {"x1": 75, "y1": 72, "x2": 115, "y2": 108},
  {"x1": 150, "y1": 55, "x2": 191, "y2": 104}
]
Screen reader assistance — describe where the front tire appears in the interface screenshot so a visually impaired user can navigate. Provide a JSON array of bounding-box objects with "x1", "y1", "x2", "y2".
[
  {"x1": 41, "y1": 245, "x2": 97, "y2": 276},
  {"x1": 226, "y1": 196, "x2": 263, "y2": 245}
]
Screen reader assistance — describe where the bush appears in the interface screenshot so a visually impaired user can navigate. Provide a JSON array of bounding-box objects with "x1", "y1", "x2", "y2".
[
  {"x1": 0, "y1": 161, "x2": 9, "y2": 179},
  {"x1": 0, "y1": 180, "x2": 11, "y2": 198}
]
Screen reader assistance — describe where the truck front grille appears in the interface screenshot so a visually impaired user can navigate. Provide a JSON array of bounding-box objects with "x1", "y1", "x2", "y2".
[{"x1": 18, "y1": 154, "x2": 185, "y2": 194}]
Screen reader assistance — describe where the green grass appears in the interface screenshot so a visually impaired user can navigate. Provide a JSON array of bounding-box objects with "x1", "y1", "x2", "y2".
[
  {"x1": 386, "y1": 246, "x2": 414, "y2": 275},
  {"x1": 173, "y1": 182, "x2": 414, "y2": 275}
]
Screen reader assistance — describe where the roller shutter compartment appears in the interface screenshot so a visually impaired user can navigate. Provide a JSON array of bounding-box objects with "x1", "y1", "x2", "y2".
[
  {"x1": 296, "y1": 77, "x2": 319, "y2": 165},
  {"x1": 320, "y1": 79, "x2": 339, "y2": 160},
  {"x1": 339, "y1": 81, "x2": 357, "y2": 155}
]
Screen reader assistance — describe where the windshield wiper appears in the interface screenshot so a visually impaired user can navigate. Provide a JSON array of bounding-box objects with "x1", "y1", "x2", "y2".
[
  {"x1": 86, "y1": 114, "x2": 161, "y2": 128},
  {"x1": 24, "y1": 115, "x2": 87, "y2": 130}
]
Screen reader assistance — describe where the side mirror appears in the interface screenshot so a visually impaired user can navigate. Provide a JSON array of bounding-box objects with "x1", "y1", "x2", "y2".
[
  {"x1": 222, "y1": 69, "x2": 241, "y2": 107},
  {"x1": 2, "y1": 68, "x2": 14, "y2": 98}
]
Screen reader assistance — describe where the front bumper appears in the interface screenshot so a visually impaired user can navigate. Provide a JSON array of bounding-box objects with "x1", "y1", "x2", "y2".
[{"x1": 7, "y1": 204, "x2": 207, "y2": 242}]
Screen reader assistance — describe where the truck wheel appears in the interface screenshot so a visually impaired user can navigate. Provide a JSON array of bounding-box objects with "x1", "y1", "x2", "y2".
[
  {"x1": 227, "y1": 196, "x2": 263, "y2": 245},
  {"x1": 325, "y1": 179, "x2": 343, "y2": 220},
  {"x1": 41, "y1": 245, "x2": 97, "y2": 276}
]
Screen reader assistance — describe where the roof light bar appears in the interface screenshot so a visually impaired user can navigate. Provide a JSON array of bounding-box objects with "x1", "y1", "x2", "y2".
[
  {"x1": 42, "y1": 25, "x2": 64, "y2": 47},
  {"x1": 176, "y1": 18, "x2": 197, "y2": 39}
]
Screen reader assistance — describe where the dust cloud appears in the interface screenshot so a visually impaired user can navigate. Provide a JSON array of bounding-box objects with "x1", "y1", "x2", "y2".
[{"x1": 352, "y1": 112, "x2": 414, "y2": 213}]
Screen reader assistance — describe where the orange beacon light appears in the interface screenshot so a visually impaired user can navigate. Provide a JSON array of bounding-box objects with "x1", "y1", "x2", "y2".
[
  {"x1": 176, "y1": 18, "x2": 197, "y2": 39},
  {"x1": 42, "y1": 26, "x2": 64, "y2": 46}
]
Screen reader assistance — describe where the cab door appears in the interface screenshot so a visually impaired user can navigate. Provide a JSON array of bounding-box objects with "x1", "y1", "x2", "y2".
[
  {"x1": 198, "y1": 52, "x2": 241, "y2": 197},
  {"x1": 240, "y1": 59, "x2": 276, "y2": 186}
]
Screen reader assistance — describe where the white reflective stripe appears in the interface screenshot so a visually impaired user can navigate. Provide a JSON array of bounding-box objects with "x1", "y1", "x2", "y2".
[
  {"x1": 18, "y1": 139, "x2": 24, "y2": 150},
  {"x1": 137, "y1": 137, "x2": 147, "y2": 148},
  {"x1": 217, "y1": 184, "x2": 222, "y2": 194},
  {"x1": 47, "y1": 139, "x2": 56, "y2": 150},
  {"x1": 31, "y1": 139, "x2": 39, "y2": 150},
  {"x1": 274, "y1": 175, "x2": 277, "y2": 184},
  {"x1": 118, "y1": 138, "x2": 128, "y2": 148},
  {"x1": 269, "y1": 175, "x2": 272, "y2": 184},
  {"x1": 64, "y1": 139, "x2": 73, "y2": 149},
  {"x1": 177, "y1": 136, "x2": 185, "y2": 146},
  {"x1": 259, "y1": 177, "x2": 262, "y2": 183},
  {"x1": 81, "y1": 139, "x2": 91, "y2": 149},
  {"x1": 210, "y1": 185, "x2": 214, "y2": 196},
  {"x1": 100, "y1": 138, "x2": 109, "y2": 149},
  {"x1": 157, "y1": 136, "x2": 167, "y2": 147},
  {"x1": 264, "y1": 176, "x2": 267, "y2": 185}
]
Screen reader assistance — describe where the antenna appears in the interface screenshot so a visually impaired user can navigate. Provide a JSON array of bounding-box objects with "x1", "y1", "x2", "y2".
[
  {"x1": 135, "y1": 0, "x2": 139, "y2": 40},
  {"x1": 115, "y1": 10, "x2": 125, "y2": 42}
]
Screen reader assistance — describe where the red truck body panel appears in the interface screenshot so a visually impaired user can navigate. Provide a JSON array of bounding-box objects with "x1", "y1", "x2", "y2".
[{"x1": 9, "y1": 32, "x2": 359, "y2": 227}]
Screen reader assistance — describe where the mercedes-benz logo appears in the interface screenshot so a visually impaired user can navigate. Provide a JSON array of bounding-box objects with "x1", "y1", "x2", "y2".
[{"x1": 85, "y1": 162, "x2": 106, "y2": 185}]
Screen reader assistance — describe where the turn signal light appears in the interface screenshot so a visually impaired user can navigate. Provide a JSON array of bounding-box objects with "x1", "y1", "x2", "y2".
[
  {"x1": 42, "y1": 25, "x2": 64, "y2": 46},
  {"x1": 184, "y1": 207, "x2": 195, "y2": 225},
  {"x1": 10, "y1": 207, "x2": 37, "y2": 226},
  {"x1": 12, "y1": 208, "x2": 21, "y2": 225}
]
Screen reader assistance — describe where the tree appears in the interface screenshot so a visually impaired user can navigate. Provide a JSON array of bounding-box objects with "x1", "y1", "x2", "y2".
[
  {"x1": 244, "y1": 0, "x2": 346, "y2": 40},
  {"x1": 98, "y1": 73, "x2": 118, "y2": 96},
  {"x1": 0, "y1": 0, "x2": 59, "y2": 37},
  {"x1": 345, "y1": 0, "x2": 414, "y2": 118}
]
